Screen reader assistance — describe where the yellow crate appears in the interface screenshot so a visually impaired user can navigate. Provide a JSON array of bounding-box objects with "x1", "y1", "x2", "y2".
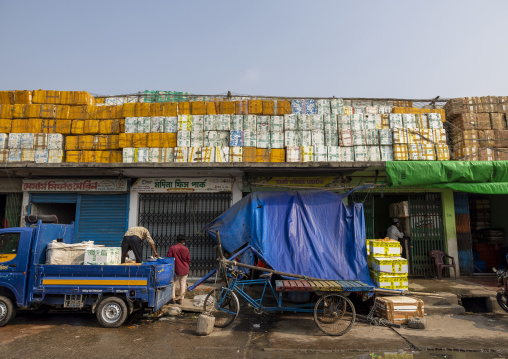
[
  {"x1": 178, "y1": 102, "x2": 191, "y2": 115},
  {"x1": 11, "y1": 120, "x2": 28, "y2": 133},
  {"x1": 191, "y1": 101, "x2": 207, "y2": 115},
  {"x1": 96, "y1": 150, "x2": 122, "y2": 163},
  {"x1": 122, "y1": 103, "x2": 135, "y2": 117},
  {"x1": 369, "y1": 240, "x2": 402, "y2": 257},
  {"x1": 95, "y1": 105, "x2": 123, "y2": 120},
  {"x1": 94, "y1": 97, "x2": 105, "y2": 104},
  {"x1": 11, "y1": 104, "x2": 26, "y2": 118},
  {"x1": 27, "y1": 119, "x2": 42, "y2": 133},
  {"x1": 25, "y1": 104, "x2": 42, "y2": 118},
  {"x1": 0, "y1": 91, "x2": 13, "y2": 104},
  {"x1": 248, "y1": 100, "x2": 263, "y2": 115},
  {"x1": 132, "y1": 133, "x2": 148, "y2": 148},
  {"x1": 40, "y1": 104, "x2": 56, "y2": 119},
  {"x1": 32, "y1": 90, "x2": 46, "y2": 104},
  {"x1": 255, "y1": 148, "x2": 270, "y2": 163},
  {"x1": 55, "y1": 105, "x2": 70, "y2": 120},
  {"x1": 42, "y1": 120, "x2": 57, "y2": 133},
  {"x1": 206, "y1": 102, "x2": 219, "y2": 115},
  {"x1": 69, "y1": 105, "x2": 95, "y2": 120},
  {"x1": 71, "y1": 120, "x2": 85, "y2": 134},
  {"x1": 122, "y1": 103, "x2": 149, "y2": 117},
  {"x1": 13, "y1": 90, "x2": 32, "y2": 104},
  {"x1": 94, "y1": 135, "x2": 119, "y2": 150},
  {"x1": 81, "y1": 150, "x2": 97, "y2": 162},
  {"x1": 65, "y1": 150, "x2": 82, "y2": 162},
  {"x1": 55, "y1": 120, "x2": 72, "y2": 134},
  {"x1": 33, "y1": 90, "x2": 61, "y2": 104},
  {"x1": 270, "y1": 148, "x2": 285, "y2": 162},
  {"x1": 65, "y1": 136, "x2": 80, "y2": 150},
  {"x1": 77, "y1": 135, "x2": 94, "y2": 150},
  {"x1": 147, "y1": 133, "x2": 162, "y2": 148},
  {"x1": 149, "y1": 102, "x2": 178, "y2": 117},
  {"x1": 99, "y1": 119, "x2": 123, "y2": 134},
  {"x1": 83, "y1": 120, "x2": 99, "y2": 134},
  {"x1": 60, "y1": 91, "x2": 93, "y2": 106},
  {"x1": 119, "y1": 133, "x2": 133, "y2": 148},
  {"x1": 218, "y1": 101, "x2": 235, "y2": 115},
  {"x1": 0, "y1": 105, "x2": 13, "y2": 118},
  {"x1": 0, "y1": 119, "x2": 11, "y2": 133},
  {"x1": 162, "y1": 133, "x2": 177, "y2": 148}
]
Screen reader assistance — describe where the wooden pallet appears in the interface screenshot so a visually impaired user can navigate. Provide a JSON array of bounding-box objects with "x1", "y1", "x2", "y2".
[{"x1": 275, "y1": 279, "x2": 374, "y2": 292}]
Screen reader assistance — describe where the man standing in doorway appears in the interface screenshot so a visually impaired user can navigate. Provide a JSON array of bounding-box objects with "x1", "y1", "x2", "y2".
[
  {"x1": 121, "y1": 226, "x2": 159, "y2": 263},
  {"x1": 387, "y1": 218, "x2": 404, "y2": 241},
  {"x1": 387, "y1": 218, "x2": 410, "y2": 259},
  {"x1": 167, "y1": 234, "x2": 191, "y2": 305}
]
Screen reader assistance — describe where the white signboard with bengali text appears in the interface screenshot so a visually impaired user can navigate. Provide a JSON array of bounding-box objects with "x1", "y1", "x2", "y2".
[
  {"x1": 132, "y1": 178, "x2": 232, "y2": 193},
  {"x1": 23, "y1": 179, "x2": 128, "y2": 192}
]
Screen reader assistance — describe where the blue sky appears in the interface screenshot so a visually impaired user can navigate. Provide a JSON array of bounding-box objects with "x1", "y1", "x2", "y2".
[{"x1": 1, "y1": 1, "x2": 506, "y2": 99}]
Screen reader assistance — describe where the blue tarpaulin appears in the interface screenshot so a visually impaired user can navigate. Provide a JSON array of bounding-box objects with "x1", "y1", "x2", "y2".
[{"x1": 204, "y1": 191, "x2": 374, "y2": 285}]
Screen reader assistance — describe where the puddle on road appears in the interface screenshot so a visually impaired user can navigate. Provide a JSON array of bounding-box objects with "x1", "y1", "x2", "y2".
[{"x1": 255, "y1": 351, "x2": 505, "y2": 359}]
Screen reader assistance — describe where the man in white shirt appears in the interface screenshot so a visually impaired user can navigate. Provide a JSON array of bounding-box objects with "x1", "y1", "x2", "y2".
[{"x1": 387, "y1": 218, "x2": 404, "y2": 240}]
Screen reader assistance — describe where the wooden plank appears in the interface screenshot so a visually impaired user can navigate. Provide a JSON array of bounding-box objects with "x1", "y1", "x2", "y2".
[{"x1": 301, "y1": 280, "x2": 313, "y2": 291}]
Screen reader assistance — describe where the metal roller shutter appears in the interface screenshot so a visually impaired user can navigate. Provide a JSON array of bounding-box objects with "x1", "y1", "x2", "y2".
[
  {"x1": 30, "y1": 193, "x2": 77, "y2": 203},
  {"x1": 77, "y1": 194, "x2": 129, "y2": 246}
]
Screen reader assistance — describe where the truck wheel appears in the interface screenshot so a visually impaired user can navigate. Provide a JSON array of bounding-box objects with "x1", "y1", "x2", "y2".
[
  {"x1": 0, "y1": 295, "x2": 16, "y2": 327},
  {"x1": 96, "y1": 297, "x2": 128, "y2": 328}
]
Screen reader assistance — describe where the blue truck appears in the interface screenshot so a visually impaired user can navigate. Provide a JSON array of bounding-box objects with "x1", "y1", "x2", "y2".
[{"x1": 0, "y1": 221, "x2": 174, "y2": 328}]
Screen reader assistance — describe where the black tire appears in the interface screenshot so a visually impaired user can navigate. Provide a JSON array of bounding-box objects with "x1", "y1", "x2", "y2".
[
  {"x1": 0, "y1": 295, "x2": 16, "y2": 327},
  {"x1": 96, "y1": 297, "x2": 129, "y2": 328},
  {"x1": 314, "y1": 294, "x2": 355, "y2": 336},
  {"x1": 203, "y1": 288, "x2": 240, "y2": 328},
  {"x1": 497, "y1": 292, "x2": 508, "y2": 313}
]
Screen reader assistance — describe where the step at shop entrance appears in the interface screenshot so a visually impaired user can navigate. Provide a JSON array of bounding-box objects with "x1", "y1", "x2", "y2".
[{"x1": 138, "y1": 193, "x2": 232, "y2": 277}]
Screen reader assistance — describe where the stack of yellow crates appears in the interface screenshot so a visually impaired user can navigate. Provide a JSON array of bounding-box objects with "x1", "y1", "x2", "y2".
[{"x1": 367, "y1": 238, "x2": 408, "y2": 291}]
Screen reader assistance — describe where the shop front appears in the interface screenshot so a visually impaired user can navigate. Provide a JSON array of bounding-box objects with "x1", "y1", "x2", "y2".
[
  {"x1": 0, "y1": 178, "x2": 23, "y2": 228},
  {"x1": 130, "y1": 177, "x2": 239, "y2": 277},
  {"x1": 23, "y1": 178, "x2": 129, "y2": 246}
]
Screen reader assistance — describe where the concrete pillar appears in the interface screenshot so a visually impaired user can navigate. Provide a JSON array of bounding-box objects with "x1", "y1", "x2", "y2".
[
  {"x1": 20, "y1": 191, "x2": 29, "y2": 227},
  {"x1": 128, "y1": 191, "x2": 139, "y2": 227},
  {"x1": 441, "y1": 189, "x2": 460, "y2": 277},
  {"x1": 232, "y1": 176, "x2": 243, "y2": 205}
]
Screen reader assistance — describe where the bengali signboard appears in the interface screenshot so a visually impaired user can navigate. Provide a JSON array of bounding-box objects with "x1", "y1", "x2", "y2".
[
  {"x1": 248, "y1": 176, "x2": 349, "y2": 188},
  {"x1": 132, "y1": 178, "x2": 233, "y2": 193},
  {"x1": 23, "y1": 179, "x2": 128, "y2": 192}
]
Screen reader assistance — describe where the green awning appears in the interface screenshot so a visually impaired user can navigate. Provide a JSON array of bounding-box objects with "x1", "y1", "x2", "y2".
[{"x1": 386, "y1": 161, "x2": 508, "y2": 194}]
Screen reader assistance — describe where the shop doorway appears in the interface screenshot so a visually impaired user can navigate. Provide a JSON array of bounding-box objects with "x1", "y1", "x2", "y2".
[
  {"x1": 467, "y1": 194, "x2": 508, "y2": 274},
  {"x1": 138, "y1": 192, "x2": 232, "y2": 277},
  {"x1": 0, "y1": 193, "x2": 23, "y2": 228},
  {"x1": 351, "y1": 192, "x2": 446, "y2": 277}
]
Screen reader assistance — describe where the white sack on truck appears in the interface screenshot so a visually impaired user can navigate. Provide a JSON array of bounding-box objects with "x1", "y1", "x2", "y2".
[{"x1": 45, "y1": 240, "x2": 98, "y2": 265}]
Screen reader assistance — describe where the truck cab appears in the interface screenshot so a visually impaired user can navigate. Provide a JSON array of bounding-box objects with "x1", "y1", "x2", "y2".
[{"x1": 0, "y1": 222, "x2": 174, "y2": 328}]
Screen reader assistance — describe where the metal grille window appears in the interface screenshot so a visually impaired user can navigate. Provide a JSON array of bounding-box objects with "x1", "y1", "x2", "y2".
[
  {"x1": 138, "y1": 193, "x2": 231, "y2": 277},
  {"x1": 409, "y1": 193, "x2": 446, "y2": 277}
]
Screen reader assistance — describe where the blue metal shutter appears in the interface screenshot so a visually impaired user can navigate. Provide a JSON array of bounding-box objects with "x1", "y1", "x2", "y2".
[
  {"x1": 77, "y1": 194, "x2": 129, "y2": 246},
  {"x1": 30, "y1": 193, "x2": 78, "y2": 203}
]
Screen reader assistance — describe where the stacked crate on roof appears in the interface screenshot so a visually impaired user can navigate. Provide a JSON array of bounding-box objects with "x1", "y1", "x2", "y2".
[{"x1": 445, "y1": 96, "x2": 508, "y2": 160}]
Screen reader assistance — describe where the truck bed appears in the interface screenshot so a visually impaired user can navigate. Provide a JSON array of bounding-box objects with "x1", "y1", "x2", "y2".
[{"x1": 30, "y1": 262, "x2": 174, "y2": 312}]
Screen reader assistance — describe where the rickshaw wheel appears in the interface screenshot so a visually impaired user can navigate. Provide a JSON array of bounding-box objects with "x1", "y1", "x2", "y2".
[
  {"x1": 314, "y1": 294, "x2": 355, "y2": 336},
  {"x1": 203, "y1": 288, "x2": 240, "y2": 328}
]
